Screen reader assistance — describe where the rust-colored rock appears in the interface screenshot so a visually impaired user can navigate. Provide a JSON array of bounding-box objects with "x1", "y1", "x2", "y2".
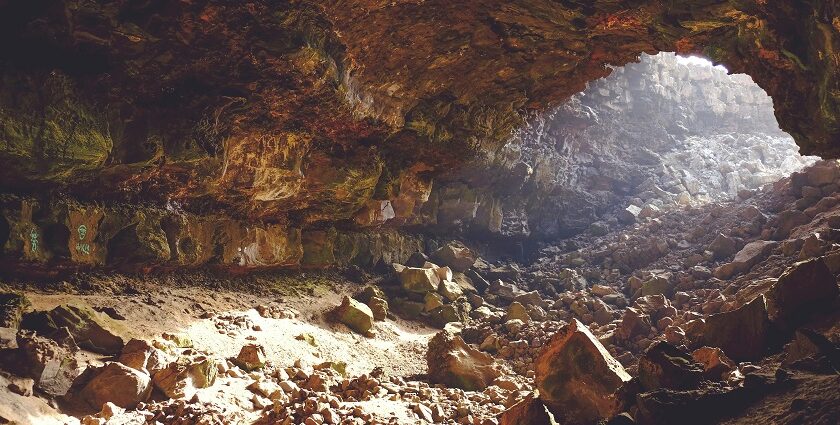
[
  {"x1": 701, "y1": 295, "x2": 771, "y2": 362},
  {"x1": 426, "y1": 331, "x2": 500, "y2": 391},
  {"x1": 535, "y1": 319, "x2": 632, "y2": 424},
  {"x1": 498, "y1": 393, "x2": 558, "y2": 425}
]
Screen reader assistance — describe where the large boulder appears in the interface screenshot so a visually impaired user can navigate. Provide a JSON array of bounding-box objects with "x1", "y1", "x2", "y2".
[
  {"x1": 770, "y1": 258, "x2": 838, "y2": 329},
  {"x1": 426, "y1": 331, "x2": 500, "y2": 391},
  {"x1": 78, "y1": 362, "x2": 151, "y2": 409},
  {"x1": 535, "y1": 319, "x2": 632, "y2": 424},
  {"x1": 701, "y1": 295, "x2": 770, "y2": 362},
  {"x1": 638, "y1": 342, "x2": 704, "y2": 392},
  {"x1": 21, "y1": 305, "x2": 124, "y2": 355},
  {"x1": 708, "y1": 234, "x2": 739, "y2": 260},
  {"x1": 11, "y1": 332, "x2": 80, "y2": 396},
  {"x1": 335, "y1": 296, "x2": 374, "y2": 334},
  {"x1": 432, "y1": 242, "x2": 477, "y2": 272},
  {"x1": 399, "y1": 267, "x2": 441, "y2": 293}
]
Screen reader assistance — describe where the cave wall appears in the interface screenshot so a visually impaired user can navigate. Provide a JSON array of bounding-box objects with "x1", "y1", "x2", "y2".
[{"x1": 0, "y1": 0, "x2": 838, "y2": 272}]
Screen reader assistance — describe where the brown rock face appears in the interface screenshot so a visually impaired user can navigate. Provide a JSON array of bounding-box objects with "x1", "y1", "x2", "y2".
[
  {"x1": 426, "y1": 331, "x2": 500, "y2": 391},
  {"x1": 498, "y1": 393, "x2": 558, "y2": 425},
  {"x1": 770, "y1": 257, "x2": 839, "y2": 329},
  {"x1": 535, "y1": 319, "x2": 632, "y2": 424},
  {"x1": 701, "y1": 295, "x2": 771, "y2": 362}
]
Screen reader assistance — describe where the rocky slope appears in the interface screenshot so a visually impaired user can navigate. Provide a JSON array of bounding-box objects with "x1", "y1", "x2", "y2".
[{"x1": 1, "y1": 161, "x2": 839, "y2": 425}]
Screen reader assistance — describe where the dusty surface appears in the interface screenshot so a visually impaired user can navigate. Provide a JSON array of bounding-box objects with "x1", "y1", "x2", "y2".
[{"x1": 10, "y1": 273, "x2": 435, "y2": 379}]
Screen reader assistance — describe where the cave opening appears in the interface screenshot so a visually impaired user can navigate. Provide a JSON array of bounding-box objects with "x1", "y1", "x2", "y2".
[{"x1": 508, "y1": 52, "x2": 817, "y2": 247}]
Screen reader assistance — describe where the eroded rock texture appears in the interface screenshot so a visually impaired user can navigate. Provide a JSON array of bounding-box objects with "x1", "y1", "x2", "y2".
[{"x1": 0, "y1": 1, "x2": 838, "y2": 271}]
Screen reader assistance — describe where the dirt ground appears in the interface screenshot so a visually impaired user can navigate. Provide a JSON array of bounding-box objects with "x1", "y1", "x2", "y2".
[{"x1": 0, "y1": 271, "x2": 437, "y2": 424}]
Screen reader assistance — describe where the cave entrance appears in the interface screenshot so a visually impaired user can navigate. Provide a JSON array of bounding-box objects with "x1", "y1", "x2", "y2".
[{"x1": 515, "y1": 52, "x2": 817, "y2": 239}]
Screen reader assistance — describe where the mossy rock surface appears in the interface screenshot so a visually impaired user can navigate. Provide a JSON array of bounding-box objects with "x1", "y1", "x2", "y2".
[{"x1": 0, "y1": 292, "x2": 30, "y2": 329}]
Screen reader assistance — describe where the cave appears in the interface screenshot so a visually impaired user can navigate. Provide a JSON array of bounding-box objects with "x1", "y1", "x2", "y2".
[{"x1": 1, "y1": 2, "x2": 839, "y2": 425}]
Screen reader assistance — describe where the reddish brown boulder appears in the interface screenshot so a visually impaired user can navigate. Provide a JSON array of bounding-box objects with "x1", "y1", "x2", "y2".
[
  {"x1": 535, "y1": 319, "x2": 632, "y2": 424},
  {"x1": 701, "y1": 295, "x2": 770, "y2": 362},
  {"x1": 426, "y1": 331, "x2": 500, "y2": 391},
  {"x1": 498, "y1": 393, "x2": 558, "y2": 425},
  {"x1": 770, "y1": 257, "x2": 839, "y2": 329}
]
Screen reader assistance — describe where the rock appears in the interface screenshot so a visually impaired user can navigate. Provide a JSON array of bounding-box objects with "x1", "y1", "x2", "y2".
[
  {"x1": 367, "y1": 296, "x2": 388, "y2": 321},
  {"x1": 805, "y1": 164, "x2": 838, "y2": 186},
  {"x1": 535, "y1": 319, "x2": 631, "y2": 424},
  {"x1": 0, "y1": 326, "x2": 16, "y2": 350},
  {"x1": 770, "y1": 257, "x2": 839, "y2": 329},
  {"x1": 153, "y1": 355, "x2": 217, "y2": 399},
  {"x1": 638, "y1": 342, "x2": 704, "y2": 391},
  {"x1": 691, "y1": 347, "x2": 736, "y2": 380},
  {"x1": 21, "y1": 305, "x2": 124, "y2": 355},
  {"x1": 432, "y1": 242, "x2": 477, "y2": 272},
  {"x1": 713, "y1": 241, "x2": 777, "y2": 279},
  {"x1": 708, "y1": 234, "x2": 738, "y2": 260},
  {"x1": 616, "y1": 308, "x2": 652, "y2": 341},
  {"x1": 489, "y1": 279, "x2": 524, "y2": 301},
  {"x1": 701, "y1": 295, "x2": 770, "y2": 362},
  {"x1": 639, "y1": 204, "x2": 660, "y2": 219},
  {"x1": 591, "y1": 285, "x2": 618, "y2": 297},
  {"x1": 118, "y1": 339, "x2": 170, "y2": 375},
  {"x1": 233, "y1": 344, "x2": 266, "y2": 371},
  {"x1": 12, "y1": 332, "x2": 80, "y2": 396},
  {"x1": 399, "y1": 267, "x2": 441, "y2": 293},
  {"x1": 406, "y1": 251, "x2": 431, "y2": 268},
  {"x1": 355, "y1": 286, "x2": 385, "y2": 304},
  {"x1": 0, "y1": 293, "x2": 30, "y2": 329},
  {"x1": 428, "y1": 304, "x2": 462, "y2": 328},
  {"x1": 619, "y1": 205, "x2": 642, "y2": 224},
  {"x1": 782, "y1": 329, "x2": 836, "y2": 367},
  {"x1": 427, "y1": 331, "x2": 499, "y2": 391},
  {"x1": 79, "y1": 362, "x2": 152, "y2": 409},
  {"x1": 640, "y1": 274, "x2": 671, "y2": 297},
  {"x1": 424, "y1": 292, "x2": 444, "y2": 312},
  {"x1": 434, "y1": 266, "x2": 454, "y2": 282},
  {"x1": 635, "y1": 382, "x2": 763, "y2": 425},
  {"x1": 335, "y1": 296, "x2": 374, "y2": 334},
  {"x1": 161, "y1": 332, "x2": 193, "y2": 348},
  {"x1": 773, "y1": 210, "x2": 810, "y2": 239},
  {"x1": 391, "y1": 298, "x2": 424, "y2": 320},
  {"x1": 506, "y1": 302, "x2": 531, "y2": 323},
  {"x1": 7, "y1": 377, "x2": 34, "y2": 396},
  {"x1": 498, "y1": 393, "x2": 558, "y2": 425},
  {"x1": 439, "y1": 279, "x2": 464, "y2": 302},
  {"x1": 514, "y1": 291, "x2": 548, "y2": 308}
]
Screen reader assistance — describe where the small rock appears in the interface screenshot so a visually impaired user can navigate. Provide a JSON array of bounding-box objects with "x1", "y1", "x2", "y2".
[{"x1": 335, "y1": 296, "x2": 374, "y2": 335}]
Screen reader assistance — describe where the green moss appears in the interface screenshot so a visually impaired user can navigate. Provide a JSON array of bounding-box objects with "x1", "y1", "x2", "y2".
[{"x1": 0, "y1": 72, "x2": 112, "y2": 181}]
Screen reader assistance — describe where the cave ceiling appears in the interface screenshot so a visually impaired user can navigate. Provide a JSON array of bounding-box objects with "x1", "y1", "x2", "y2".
[{"x1": 0, "y1": 0, "x2": 837, "y2": 224}]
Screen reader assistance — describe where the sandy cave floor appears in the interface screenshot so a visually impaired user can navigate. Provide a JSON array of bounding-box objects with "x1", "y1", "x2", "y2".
[{"x1": 0, "y1": 271, "x2": 438, "y2": 424}]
